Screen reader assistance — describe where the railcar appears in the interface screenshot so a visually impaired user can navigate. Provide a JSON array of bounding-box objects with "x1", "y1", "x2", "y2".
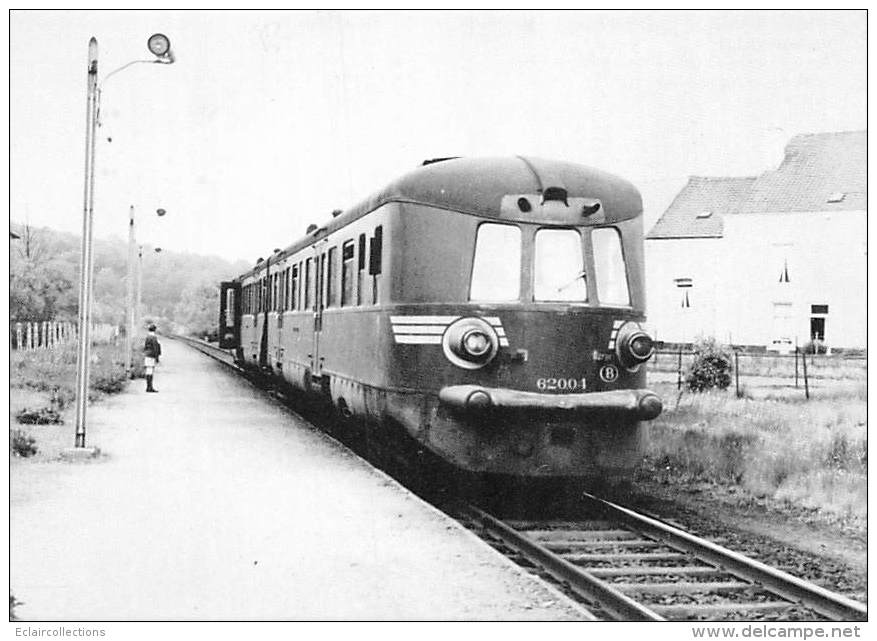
[{"x1": 218, "y1": 156, "x2": 661, "y2": 480}]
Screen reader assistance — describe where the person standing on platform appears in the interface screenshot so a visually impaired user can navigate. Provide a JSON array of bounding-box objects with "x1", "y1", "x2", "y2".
[{"x1": 143, "y1": 324, "x2": 162, "y2": 393}]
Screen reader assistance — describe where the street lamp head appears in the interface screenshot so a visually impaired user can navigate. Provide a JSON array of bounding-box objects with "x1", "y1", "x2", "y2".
[
  {"x1": 147, "y1": 33, "x2": 174, "y2": 63},
  {"x1": 154, "y1": 247, "x2": 163, "y2": 253}
]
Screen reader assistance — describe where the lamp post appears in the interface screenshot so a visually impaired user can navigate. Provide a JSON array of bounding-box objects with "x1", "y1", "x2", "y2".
[
  {"x1": 126, "y1": 206, "x2": 166, "y2": 377},
  {"x1": 70, "y1": 34, "x2": 175, "y2": 454},
  {"x1": 136, "y1": 245, "x2": 163, "y2": 339}
]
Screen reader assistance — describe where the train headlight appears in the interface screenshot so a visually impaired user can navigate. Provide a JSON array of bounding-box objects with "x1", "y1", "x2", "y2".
[
  {"x1": 462, "y1": 330, "x2": 491, "y2": 357},
  {"x1": 443, "y1": 318, "x2": 499, "y2": 369},
  {"x1": 616, "y1": 322, "x2": 655, "y2": 370}
]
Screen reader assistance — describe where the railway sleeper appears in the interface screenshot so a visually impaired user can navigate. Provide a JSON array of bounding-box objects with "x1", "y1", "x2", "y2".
[
  {"x1": 589, "y1": 566, "x2": 726, "y2": 578},
  {"x1": 542, "y1": 540, "x2": 662, "y2": 552},
  {"x1": 526, "y1": 529, "x2": 640, "y2": 542},
  {"x1": 567, "y1": 551, "x2": 689, "y2": 563},
  {"x1": 650, "y1": 601, "x2": 805, "y2": 619},
  {"x1": 613, "y1": 581, "x2": 755, "y2": 595}
]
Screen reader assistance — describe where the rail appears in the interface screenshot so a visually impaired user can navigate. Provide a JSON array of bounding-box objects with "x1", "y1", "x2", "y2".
[{"x1": 465, "y1": 500, "x2": 867, "y2": 622}]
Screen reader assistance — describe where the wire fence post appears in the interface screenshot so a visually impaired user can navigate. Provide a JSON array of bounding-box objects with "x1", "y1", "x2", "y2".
[
  {"x1": 734, "y1": 348, "x2": 741, "y2": 398},
  {"x1": 801, "y1": 346, "x2": 810, "y2": 400},
  {"x1": 794, "y1": 337, "x2": 799, "y2": 387},
  {"x1": 676, "y1": 345, "x2": 683, "y2": 391}
]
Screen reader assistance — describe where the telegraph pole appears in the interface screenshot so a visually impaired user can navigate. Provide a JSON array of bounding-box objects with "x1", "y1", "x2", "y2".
[
  {"x1": 126, "y1": 205, "x2": 136, "y2": 377},
  {"x1": 71, "y1": 37, "x2": 99, "y2": 452}
]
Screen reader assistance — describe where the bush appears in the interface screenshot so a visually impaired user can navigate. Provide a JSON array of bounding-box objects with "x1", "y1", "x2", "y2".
[
  {"x1": 10, "y1": 430, "x2": 38, "y2": 457},
  {"x1": 91, "y1": 369, "x2": 126, "y2": 394},
  {"x1": 15, "y1": 407, "x2": 62, "y2": 425},
  {"x1": 685, "y1": 337, "x2": 732, "y2": 392}
]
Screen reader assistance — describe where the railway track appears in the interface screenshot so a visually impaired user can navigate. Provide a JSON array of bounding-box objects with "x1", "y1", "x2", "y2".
[
  {"x1": 461, "y1": 495, "x2": 867, "y2": 622},
  {"x1": 173, "y1": 335, "x2": 240, "y2": 369},
  {"x1": 175, "y1": 335, "x2": 866, "y2": 622}
]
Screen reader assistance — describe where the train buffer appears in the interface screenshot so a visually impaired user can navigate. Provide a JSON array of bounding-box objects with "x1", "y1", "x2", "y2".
[{"x1": 10, "y1": 338, "x2": 590, "y2": 621}]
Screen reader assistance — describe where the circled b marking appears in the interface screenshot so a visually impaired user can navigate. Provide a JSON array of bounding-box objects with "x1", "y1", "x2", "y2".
[{"x1": 599, "y1": 364, "x2": 619, "y2": 383}]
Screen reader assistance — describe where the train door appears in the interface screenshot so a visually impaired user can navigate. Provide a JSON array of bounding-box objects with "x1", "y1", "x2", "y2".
[
  {"x1": 218, "y1": 281, "x2": 241, "y2": 349},
  {"x1": 311, "y1": 244, "x2": 327, "y2": 378}
]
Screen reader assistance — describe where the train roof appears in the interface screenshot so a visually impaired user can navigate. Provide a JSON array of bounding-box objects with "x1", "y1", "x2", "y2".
[{"x1": 240, "y1": 156, "x2": 641, "y2": 278}]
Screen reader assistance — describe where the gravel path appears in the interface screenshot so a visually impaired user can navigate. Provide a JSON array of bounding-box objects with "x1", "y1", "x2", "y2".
[{"x1": 10, "y1": 340, "x2": 589, "y2": 621}]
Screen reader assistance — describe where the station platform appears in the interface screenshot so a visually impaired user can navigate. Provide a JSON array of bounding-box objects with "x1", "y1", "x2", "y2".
[{"x1": 10, "y1": 339, "x2": 589, "y2": 621}]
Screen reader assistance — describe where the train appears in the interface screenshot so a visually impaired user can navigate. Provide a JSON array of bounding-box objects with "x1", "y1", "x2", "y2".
[{"x1": 218, "y1": 156, "x2": 662, "y2": 482}]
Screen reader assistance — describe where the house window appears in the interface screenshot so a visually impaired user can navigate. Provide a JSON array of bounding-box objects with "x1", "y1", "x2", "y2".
[
  {"x1": 674, "y1": 277, "x2": 692, "y2": 308},
  {"x1": 592, "y1": 227, "x2": 629, "y2": 306},
  {"x1": 341, "y1": 240, "x2": 355, "y2": 307},
  {"x1": 779, "y1": 258, "x2": 790, "y2": 283},
  {"x1": 772, "y1": 302, "x2": 793, "y2": 343},
  {"x1": 534, "y1": 228, "x2": 586, "y2": 302}
]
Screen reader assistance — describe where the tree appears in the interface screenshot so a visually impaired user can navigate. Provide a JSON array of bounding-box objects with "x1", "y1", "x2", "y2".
[
  {"x1": 10, "y1": 227, "x2": 77, "y2": 321},
  {"x1": 172, "y1": 280, "x2": 219, "y2": 336}
]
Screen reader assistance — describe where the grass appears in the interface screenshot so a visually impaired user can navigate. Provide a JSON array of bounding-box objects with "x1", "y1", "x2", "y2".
[
  {"x1": 640, "y1": 380, "x2": 867, "y2": 521},
  {"x1": 9, "y1": 341, "x2": 129, "y2": 460}
]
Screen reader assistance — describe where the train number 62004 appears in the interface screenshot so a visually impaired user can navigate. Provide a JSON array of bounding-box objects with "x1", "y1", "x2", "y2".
[{"x1": 536, "y1": 377, "x2": 586, "y2": 391}]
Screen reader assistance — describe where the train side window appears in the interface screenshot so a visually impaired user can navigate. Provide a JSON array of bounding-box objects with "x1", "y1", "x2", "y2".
[
  {"x1": 298, "y1": 262, "x2": 304, "y2": 310},
  {"x1": 341, "y1": 240, "x2": 355, "y2": 307},
  {"x1": 305, "y1": 258, "x2": 313, "y2": 310},
  {"x1": 534, "y1": 228, "x2": 587, "y2": 302},
  {"x1": 357, "y1": 233, "x2": 366, "y2": 306},
  {"x1": 280, "y1": 271, "x2": 284, "y2": 310},
  {"x1": 291, "y1": 265, "x2": 299, "y2": 311},
  {"x1": 272, "y1": 273, "x2": 277, "y2": 311},
  {"x1": 327, "y1": 247, "x2": 337, "y2": 307},
  {"x1": 369, "y1": 226, "x2": 383, "y2": 304},
  {"x1": 592, "y1": 227, "x2": 630, "y2": 306},
  {"x1": 470, "y1": 223, "x2": 521, "y2": 302}
]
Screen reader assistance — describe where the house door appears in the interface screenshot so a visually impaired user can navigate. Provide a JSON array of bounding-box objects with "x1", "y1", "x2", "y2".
[
  {"x1": 810, "y1": 317, "x2": 826, "y2": 342},
  {"x1": 810, "y1": 304, "x2": 828, "y2": 343}
]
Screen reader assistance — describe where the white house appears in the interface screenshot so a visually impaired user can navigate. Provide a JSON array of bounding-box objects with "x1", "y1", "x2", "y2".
[{"x1": 645, "y1": 131, "x2": 866, "y2": 351}]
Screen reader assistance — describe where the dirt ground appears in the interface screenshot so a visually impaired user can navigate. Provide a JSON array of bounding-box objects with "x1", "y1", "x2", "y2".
[{"x1": 622, "y1": 475, "x2": 867, "y2": 601}]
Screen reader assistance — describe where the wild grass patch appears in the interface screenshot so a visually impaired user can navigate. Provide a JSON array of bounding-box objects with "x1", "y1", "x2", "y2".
[
  {"x1": 642, "y1": 384, "x2": 866, "y2": 520},
  {"x1": 10, "y1": 341, "x2": 129, "y2": 460},
  {"x1": 10, "y1": 342, "x2": 128, "y2": 400}
]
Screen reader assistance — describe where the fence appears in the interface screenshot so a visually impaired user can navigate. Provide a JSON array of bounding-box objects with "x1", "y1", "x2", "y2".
[
  {"x1": 10, "y1": 321, "x2": 119, "y2": 351},
  {"x1": 648, "y1": 347, "x2": 866, "y2": 400}
]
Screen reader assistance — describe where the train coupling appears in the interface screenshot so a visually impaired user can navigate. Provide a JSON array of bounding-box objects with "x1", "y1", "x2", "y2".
[{"x1": 438, "y1": 385, "x2": 663, "y2": 420}]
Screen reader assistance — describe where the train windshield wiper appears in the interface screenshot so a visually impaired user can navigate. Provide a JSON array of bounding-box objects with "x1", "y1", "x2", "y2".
[{"x1": 557, "y1": 270, "x2": 587, "y2": 293}]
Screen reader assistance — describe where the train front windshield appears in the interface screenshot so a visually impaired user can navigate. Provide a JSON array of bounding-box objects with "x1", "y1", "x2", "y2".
[
  {"x1": 469, "y1": 222, "x2": 630, "y2": 306},
  {"x1": 534, "y1": 228, "x2": 587, "y2": 302}
]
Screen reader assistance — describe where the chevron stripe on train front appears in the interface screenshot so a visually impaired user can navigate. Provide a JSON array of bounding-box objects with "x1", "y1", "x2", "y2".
[{"x1": 390, "y1": 315, "x2": 509, "y2": 347}]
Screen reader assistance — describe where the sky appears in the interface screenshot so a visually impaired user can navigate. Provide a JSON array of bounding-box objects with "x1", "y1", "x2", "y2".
[{"x1": 9, "y1": 10, "x2": 866, "y2": 264}]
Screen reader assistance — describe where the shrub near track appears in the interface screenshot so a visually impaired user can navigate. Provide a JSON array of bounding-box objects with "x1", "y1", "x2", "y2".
[{"x1": 639, "y1": 382, "x2": 866, "y2": 521}]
